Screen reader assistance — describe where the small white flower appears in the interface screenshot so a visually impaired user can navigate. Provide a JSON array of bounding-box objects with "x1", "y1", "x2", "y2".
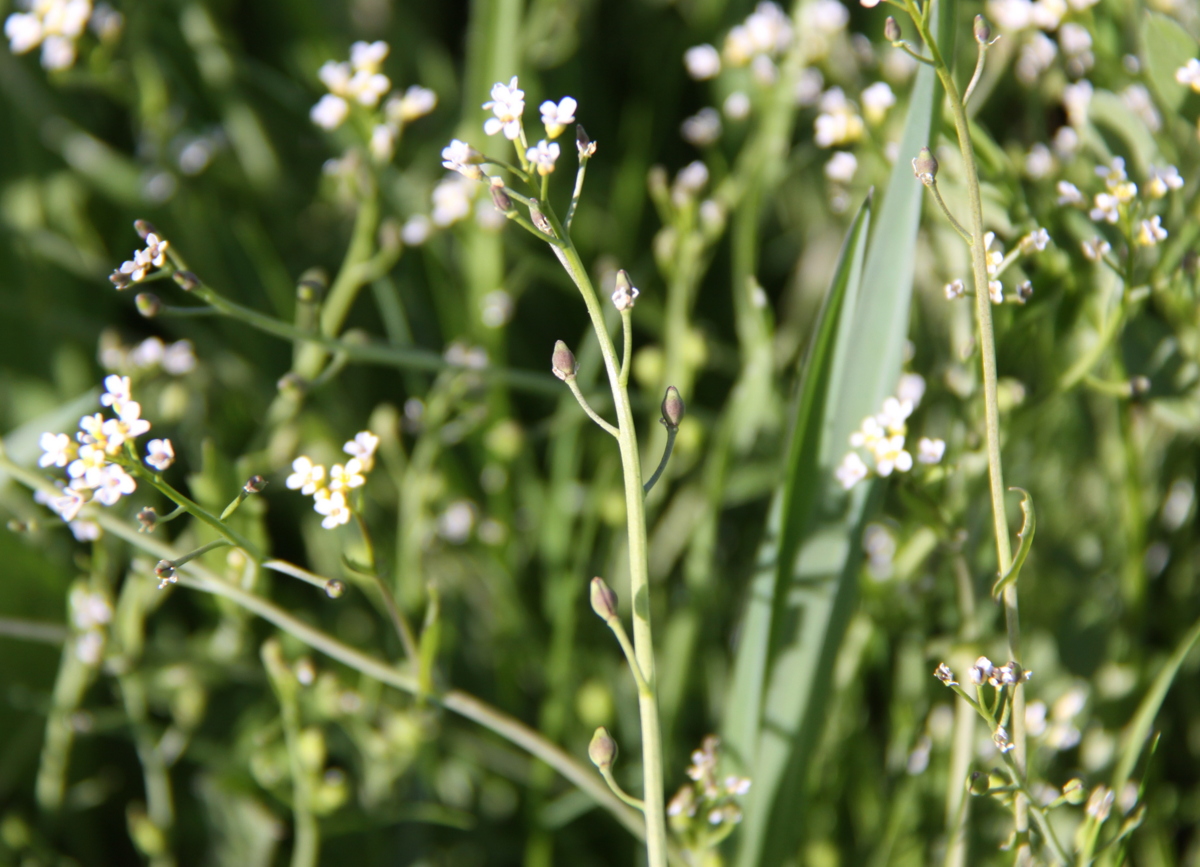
[
  {"x1": 1081, "y1": 236, "x2": 1111, "y2": 261},
  {"x1": 835, "y1": 451, "x2": 869, "y2": 489},
  {"x1": 860, "y1": 0, "x2": 881, "y2": 7},
  {"x1": 968, "y1": 656, "x2": 993, "y2": 685},
  {"x1": 437, "y1": 500, "x2": 476, "y2": 543},
  {"x1": 1089, "y1": 192, "x2": 1119, "y2": 224},
  {"x1": 611, "y1": 280, "x2": 640, "y2": 311},
  {"x1": 100, "y1": 374, "x2": 132, "y2": 411},
  {"x1": 872, "y1": 435, "x2": 912, "y2": 476},
  {"x1": 162, "y1": 340, "x2": 196, "y2": 375},
  {"x1": 391, "y1": 85, "x2": 437, "y2": 123},
  {"x1": 69, "y1": 520, "x2": 101, "y2": 541},
  {"x1": 401, "y1": 215, "x2": 431, "y2": 246},
  {"x1": 1062, "y1": 79, "x2": 1092, "y2": 127},
  {"x1": 343, "y1": 431, "x2": 379, "y2": 471},
  {"x1": 861, "y1": 81, "x2": 895, "y2": 123},
  {"x1": 539, "y1": 96, "x2": 577, "y2": 138},
  {"x1": 675, "y1": 161, "x2": 710, "y2": 195},
  {"x1": 1136, "y1": 216, "x2": 1167, "y2": 246},
  {"x1": 349, "y1": 40, "x2": 388, "y2": 73},
  {"x1": 328, "y1": 459, "x2": 365, "y2": 491},
  {"x1": 441, "y1": 139, "x2": 483, "y2": 180},
  {"x1": 5, "y1": 12, "x2": 43, "y2": 54},
  {"x1": 1025, "y1": 143, "x2": 1054, "y2": 179},
  {"x1": 313, "y1": 489, "x2": 351, "y2": 529},
  {"x1": 989, "y1": 280, "x2": 1004, "y2": 304},
  {"x1": 1056, "y1": 180, "x2": 1083, "y2": 206},
  {"x1": 824, "y1": 151, "x2": 858, "y2": 184},
  {"x1": 1020, "y1": 228, "x2": 1050, "y2": 253},
  {"x1": 526, "y1": 139, "x2": 561, "y2": 176},
  {"x1": 681, "y1": 107, "x2": 722, "y2": 146},
  {"x1": 483, "y1": 76, "x2": 525, "y2": 140},
  {"x1": 1175, "y1": 58, "x2": 1200, "y2": 93},
  {"x1": 876, "y1": 397, "x2": 913, "y2": 435},
  {"x1": 93, "y1": 463, "x2": 136, "y2": 506},
  {"x1": 849, "y1": 415, "x2": 885, "y2": 450},
  {"x1": 723, "y1": 90, "x2": 752, "y2": 121},
  {"x1": 71, "y1": 588, "x2": 112, "y2": 629},
  {"x1": 917, "y1": 437, "x2": 946, "y2": 464},
  {"x1": 1096, "y1": 156, "x2": 1127, "y2": 188},
  {"x1": 347, "y1": 69, "x2": 390, "y2": 107},
  {"x1": 286, "y1": 456, "x2": 326, "y2": 495},
  {"x1": 145, "y1": 438, "x2": 175, "y2": 472},
  {"x1": 39, "y1": 432, "x2": 74, "y2": 468},
  {"x1": 794, "y1": 68, "x2": 824, "y2": 106},
  {"x1": 944, "y1": 279, "x2": 965, "y2": 300},
  {"x1": 68, "y1": 443, "x2": 108, "y2": 488},
  {"x1": 105, "y1": 400, "x2": 151, "y2": 445},
  {"x1": 432, "y1": 174, "x2": 475, "y2": 227},
  {"x1": 684, "y1": 43, "x2": 721, "y2": 79},
  {"x1": 143, "y1": 233, "x2": 169, "y2": 266},
  {"x1": 1146, "y1": 165, "x2": 1182, "y2": 199},
  {"x1": 814, "y1": 88, "x2": 864, "y2": 148},
  {"x1": 49, "y1": 488, "x2": 86, "y2": 521},
  {"x1": 310, "y1": 94, "x2": 349, "y2": 130},
  {"x1": 897, "y1": 373, "x2": 926, "y2": 407}
]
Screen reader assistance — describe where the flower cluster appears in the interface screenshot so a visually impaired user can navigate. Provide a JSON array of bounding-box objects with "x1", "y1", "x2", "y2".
[
  {"x1": 967, "y1": 655, "x2": 1033, "y2": 688},
  {"x1": 667, "y1": 735, "x2": 751, "y2": 854},
  {"x1": 1056, "y1": 157, "x2": 1179, "y2": 259},
  {"x1": 477, "y1": 75, "x2": 575, "y2": 175},
  {"x1": 835, "y1": 377, "x2": 944, "y2": 490},
  {"x1": 36, "y1": 375, "x2": 170, "y2": 528},
  {"x1": 309, "y1": 40, "x2": 436, "y2": 162},
  {"x1": 109, "y1": 231, "x2": 170, "y2": 290},
  {"x1": 286, "y1": 431, "x2": 380, "y2": 529},
  {"x1": 943, "y1": 228, "x2": 1050, "y2": 305},
  {"x1": 4, "y1": 0, "x2": 121, "y2": 72},
  {"x1": 99, "y1": 333, "x2": 196, "y2": 375}
]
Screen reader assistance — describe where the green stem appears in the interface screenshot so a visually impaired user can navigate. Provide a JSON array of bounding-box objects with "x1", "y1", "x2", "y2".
[
  {"x1": 133, "y1": 467, "x2": 259, "y2": 558},
  {"x1": 642, "y1": 427, "x2": 677, "y2": 495},
  {"x1": 565, "y1": 378, "x2": 620, "y2": 437},
  {"x1": 601, "y1": 765, "x2": 647, "y2": 812},
  {"x1": 602, "y1": 611, "x2": 650, "y2": 697},
  {"x1": 354, "y1": 512, "x2": 420, "y2": 663},
  {"x1": 909, "y1": 1, "x2": 1025, "y2": 855}
]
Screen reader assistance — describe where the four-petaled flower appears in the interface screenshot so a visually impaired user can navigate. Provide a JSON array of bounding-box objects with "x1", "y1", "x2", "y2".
[
  {"x1": 441, "y1": 139, "x2": 482, "y2": 179},
  {"x1": 343, "y1": 431, "x2": 380, "y2": 471},
  {"x1": 526, "y1": 139, "x2": 561, "y2": 176},
  {"x1": 145, "y1": 438, "x2": 175, "y2": 472},
  {"x1": 483, "y1": 77, "x2": 525, "y2": 140},
  {"x1": 93, "y1": 464, "x2": 136, "y2": 506},
  {"x1": 328, "y1": 459, "x2": 366, "y2": 492},
  {"x1": 539, "y1": 97, "x2": 576, "y2": 138},
  {"x1": 39, "y1": 432, "x2": 75, "y2": 468},
  {"x1": 314, "y1": 489, "x2": 352, "y2": 529},
  {"x1": 286, "y1": 456, "x2": 326, "y2": 495}
]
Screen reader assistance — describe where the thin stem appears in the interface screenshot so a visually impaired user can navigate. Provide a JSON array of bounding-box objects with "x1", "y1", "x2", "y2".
[
  {"x1": 602, "y1": 612, "x2": 650, "y2": 696},
  {"x1": 908, "y1": 2, "x2": 1026, "y2": 855},
  {"x1": 565, "y1": 379, "x2": 620, "y2": 437},
  {"x1": 0, "y1": 616, "x2": 67, "y2": 644},
  {"x1": 262, "y1": 559, "x2": 333, "y2": 590},
  {"x1": 963, "y1": 40, "x2": 988, "y2": 106},
  {"x1": 601, "y1": 765, "x2": 647, "y2": 812},
  {"x1": 566, "y1": 158, "x2": 589, "y2": 232},
  {"x1": 642, "y1": 427, "x2": 677, "y2": 495},
  {"x1": 619, "y1": 310, "x2": 633, "y2": 388},
  {"x1": 895, "y1": 41, "x2": 936, "y2": 66},
  {"x1": 354, "y1": 512, "x2": 419, "y2": 664},
  {"x1": 133, "y1": 467, "x2": 259, "y2": 558},
  {"x1": 169, "y1": 538, "x2": 232, "y2": 569},
  {"x1": 928, "y1": 180, "x2": 973, "y2": 242}
]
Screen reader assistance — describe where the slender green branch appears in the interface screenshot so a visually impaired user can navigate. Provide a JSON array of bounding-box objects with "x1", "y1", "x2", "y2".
[
  {"x1": 0, "y1": 616, "x2": 67, "y2": 644},
  {"x1": 565, "y1": 378, "x2": 620, "y2": 437},
  {"x1": 962, "y1": 38, "x2": 988, "y2": 106},
  {"x1": 642, "y1": 427, "x2": 677, "y2": 495},
  {"x1": 600, "y1": 765, "x2": 647, "y2": 812},
  {"x1": 262, "y1": 640, "x2": 319, "y2": 867},
  {"x1": 132, "y1": 467, "x2": 260, "y2": 558},
  {"x1": 354, "y1": 512, "x2": 420, "y2": 664},
  {"x1": 566, "y1": 158, "x2": 589, "y2": 232},
  {"x1": 619, "y1": 309, "x2": 633, "y2": 388},
  {"x1": 928, "y1": 180, "x2": 973, "y2": 242},
  {"x1": 263, "y1": 559, "x2": 333, "y2": 590},
  {"x1": 600, "y1": 611, "x2": 650, "y2": 697}
]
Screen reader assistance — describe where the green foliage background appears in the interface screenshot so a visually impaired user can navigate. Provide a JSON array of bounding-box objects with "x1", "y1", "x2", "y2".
[{"x1": 1, "y1": 0, "x2": 1199, "y2": 865}]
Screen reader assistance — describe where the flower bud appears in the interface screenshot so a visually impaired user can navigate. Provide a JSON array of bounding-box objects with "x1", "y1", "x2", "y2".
[
  {"x1": 1062, "y1": 778, "x2": 1086, "y2": 804},
  {"x1": 137, "y1": 507, "x2": 157, "y2": 532},
  {"x1": 590, "y1": 577, "x2": 618, "y2": 620},
  {"x1": 588, "y1": 726, "x2": 618, "y2": 769},
  {"x1": 552, "y1": 340, "x2": 577, "y2": 382},
  {"x1": 912, "y1": 147, "x2": 938, "y2": 185},
  {"x1": 491, "y1": 183, "x2": 515, "y2": 215},
  {"x1": 172, "y1": 270, "x2": 200, "y2": 291},
  {"x1": 1015, "y1": 280, "x2": 1033, "y2": 303},
  {"x1": 244, "y1": 475, "x2": 268, "y2": 494},
  {"x1": 297, "y1": 268, "x2": 327, "y2": 303},
  {"x1": 135, "y1": 293, "x2": 161, "y2": 318},
  {"x1": 884, "y1": 16, "x2": 901, "y2": 42},
  {"x1": 612, "y1": 269, "x2": 640, "y2": 311},
  {"x1": 324, "y1": 579, "x2": 345, "y2": 599},
  {"x1": 660, "y1": 386, "x2": 685, "y2": 429},
  {"x1": 577, "y1": 124, "x2": 597, "y2": 159},
  {"x1": 973, "y1": 14, "x2": 991, "y2": 44},
  {"x1": 1129, "y1": 375, "x2": 1151, "y2": 398},
  {"x1": 968, "y1": 771, "x2": 990, "y2": 796},
  {"x1": 528, "y1": 199, "x2": 554, "y2": 236},
  {"x1": 133, "y1": 219, "x2": 157, "y2": 239}
]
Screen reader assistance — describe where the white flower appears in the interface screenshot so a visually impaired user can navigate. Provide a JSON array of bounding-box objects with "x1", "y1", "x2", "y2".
[
  {"x1": 1056, "y1": 180, "x2": 1083, "y2": 205},
  {"x1": 49, "y1": 488, "x2": 86, "y2": 521},
  {"x1": 876, "y1": 397, "x2": 913, "y2": 435},
  {"x1": 850, "y1": 415, "x2": 885, "y2": 450},
  {"x1": 328, "y1": 459, "x2": 365, "y2": 491},
  {"x1": 723, "y1": 90, "x2": 752, "y2": 120},
  {"x1": 983, "y1": 232, "x2": 1004, "y2": 276},
  {"x1": 748, "y1": 1, "x2": 796, "y2": 50},
  {"x1": 390, "y1": 85, "x2": 438, "y2": 123},
  {"x1": 675, "y1": 161, "x2": 710, "y2": 195},
  {"x1": 526, "y1": 139, "x2": 561, "y2": 176},
  {"x1": 1136, "y1": 216, "x2": 1167, "y2": 246},
  {"x1": 40, "y1": 34, "x2": 74, "y2": 69},
  {"x1": 5, "y1": 13, "x2": 43, "y2": 54},
  {"x1": 318, "y1": 59, "x2": 352, "y2": 95},
  {"x1": 145, "y1": 438, "x2": 175, "y2": 472},
  {"x1": 437, "y1": 500, "x2": 476, "y2": 543},
  {"x1": 369, "y1": 123, "x2": 396, "y2": 162},
  {"x1": 1025, "y1": 144, "x2": 1054, "y2": 179},
  {"x1": 835, "y1": 451, "x2": 869, "y2": 489},
  {"x1": 861, "y1": 81, "x2": 895, "y2": 123},
  {"x1": 310, "y1": 94, "x2": 349, "y2": 130},
  {"x1": 313, "y1": 489, "x2": 351, "y2": 529},
  {"x1": 1019, "y1": 228, "x2": 1050, "y2": 252},
  {"x1": 100, "y1": 374, "x2": 132, "y2": 411},
  {"x1": 162, "y1": 340, "x2": 196, "y2": 375},
  {"x1": 441, "y1": 139, "x2": 482, "y2": 180},
  {"x1": 39, "y1": 432, "x2": 74, "y2": 468},
  {"x1": 349, "y1": 40, "x2": 388, "y2": 73},
  {"x1": 539, "y1": 96, "x2": 577, "y2": 138},
  {"x1": 814, "y1": 89, "x2": 864, "y2": 148},
  {"x1": 68, "y1": 443, "x2": 108, "y2": 488},
  {"x1": 432, "y1": 174, "x2": 475, "y2": 227},
  {"x1": 343, "y1": 431, "x2": 380, "y2": 471},
  {"x1": 1175, "y1": 58, "x2": 1200, "y2": 93},
  {"x1": 1062, "y1": 79, "x2": 1092, "y2": 127},
  {"x1": 968, "y1": 656, "x2": 993, "y2": 684},
  {"x1": 71, "y1": 587, "x2": 112, "y2": 629},
  {"x1": 794, "y1": 68, "x2": 823, "y2": 106},
  {"x1": 1016, "y1": 32, "x2": 1056, "y2": 85},
  {"x1": 860, "y1": 0, "x2": 881, "y2": 7},
  {"x1": 989, "y1": 280, "x2": 1004, "y2": 304},
  {"x1": 873, "y1": 435, "x2": 912, "y2": 476},
  {"x1": 1089, "y1": 192, "x2": 1119, "y2": 224},
  {"x1": 1081, "y1": 237, "x2": 1110, "y2": 261},
  {"x1": 483, "y1": 76, "x2": 525, "y2": 140},
  {"x1": 917, "y1": 437, "x2": 946, "y2": 464},
  {"x1": 897, "y1": 373, "x2": 926, "y2": 407},
  {"x1": 684, "y1": 44, "x2": 721, "y2": 80},
  {"x1": 1058, "y1": 22, "x2": 1091, "y2": 55},
  {"x1": 824, "y1": 151, "x2": 857, "y2": 183},
  {"x1": 611, "y1": 280, "x2": 640, "y2": 311},
  {"x1": 1146, "y1": 165, "x2": 1182, "y2": 199},
  {"x1": 78, "y1": 412, "x2": 106, "y2": 446},
  {"x1": 347, "y1": 69, "x2": 390, "y2": 107},
  {"x1": 401, "y1": 215, "x2": 431, "y2": 246},
  {"x1": 286, "y1": 456, "x2": 326, "y2": 495},
  {"x1": 944, "y1": 279, "x2": 965, "y2": 299},
  {"x1": 1096, "y1": 156, "x2": 1126, "y2": 188},
  {"x1": 103, "y1": 400, "x2": 151, "y2": 446},
  {"x1": 93, "y1": 464, "x2": 136, "y2": 506},
  {"x1": 69, "y1": 520, "x2": 101, "y2": 541},
  {"x1": 682, "y1": 108, "x2": 722, "y2": 146}
]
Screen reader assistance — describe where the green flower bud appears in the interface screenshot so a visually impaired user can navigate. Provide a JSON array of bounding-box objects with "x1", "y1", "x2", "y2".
[
  {"x1": 244, "y1": 475, "x2": 269, "y2": 494},
  {"x1": 324, "y1": 579, "x2": 346, "y2": 599},
  {"x1": 660, "y1": 386, "x2": 685, "y2": 429},
  {"x1": 968, "y1": 771, "x2": 990, "y2": 796},
  {"x1": 912, "y1": 147, "x2": 938, "y2": 185},
  {"x1": 588, "y1": 726, "x2": 618, "y2": 769},
  {"x1": 172, "y1": 270, "x2": 199, "y2": 291},
  {"x1": 135, "y1": 292, "x2": 161, "y2": 318},
  {"x1": 973, "y1": 15, "x2": 991, "y2": 44},
  {"x1": 552, "y1": 340, "x2": 577, "y2": 382},
  {"x1": 590, "y1": 577, "x2": 618, "y2": 620}
]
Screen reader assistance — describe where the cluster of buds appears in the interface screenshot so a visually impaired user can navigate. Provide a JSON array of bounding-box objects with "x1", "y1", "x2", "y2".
[
  {"x1": 285, "y1": 431, "x2": 380, "y2": 530},
  {"x1": 109, "y1": 223, "x2": 170, "y2": 289},
  {"x1": 943, "y1": 228, "x2": 1050, "y2": 305},
  {"x1": 1056, "y1": 157, "x2": 1179, "y2": 256},
  {"x1": 968, "y1": 656, "x2": 1032, "y2": 688},
  {"x1": 835, "y1": 390, "x2": 945, "y2": 490},
  {"x1": 36, "y1": 375, "x2": 171, "y2": 533},
  {"x1": 667, "y1": 735, "x2": 752, "y2": 854},
  {"x1": 309, "y1": 40, "x2": 437, "y2": 163}
]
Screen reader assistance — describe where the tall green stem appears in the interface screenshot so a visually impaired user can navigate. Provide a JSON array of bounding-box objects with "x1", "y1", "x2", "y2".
[
  {"x1": 908, "y1": 2, "x2": 1026, "y2": 858},
  {"x1": 554, "y1": 239, "x2": 668, "y2": 867}
]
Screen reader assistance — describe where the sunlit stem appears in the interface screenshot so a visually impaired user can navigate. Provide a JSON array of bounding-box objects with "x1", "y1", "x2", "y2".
[
  {"x1": 642, "y1": 427, "x2": 677, "y2": 495},
  {"x1": 927, "y1": 179, "x2": 973, "y2": 243},
  {"x1": 905, "y1": 0, "x2": 1025, "y2": 855},
  {"x1": 892, "y1": 40, "x2": 936, "y2": 66},
  {"x1": 601, "y1": 611, "x2": 650, "y2": 697},
  {"x1": 600, "y1": 764, "x2": 647, "y2": 812},
  {"x1": 619, "y1": 309, "x2": 633, "y2": 388},
  {"x1": 354, "y1": 512, "x2": 419, "y2": 664},
  {"x1": 262, "y1": 559, "x2": 331, "y2": 590},
  {"x1": 169, "y1": 538, "x2": 232, "y2": 570},
  {"x1": 566, "y1": 157, "x2": 590, "y2": 232},
  {"x1": 134, "y1": 467, "x2": 259, "y2": 557},
  {"x1": 564, "y1": 379, "x2": 620, "y2": 438},
  {"x1": 963, "y1": 38, "x2": 989, "y2": 105}
]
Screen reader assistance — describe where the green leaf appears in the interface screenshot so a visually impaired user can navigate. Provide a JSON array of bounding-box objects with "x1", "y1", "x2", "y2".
[
  {"x1": 726, "y1": 2, "x2": 952, "y2": 861},
  {"x1": 1140, "y1": 12, "x2": 1197, "y2": 113}
]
